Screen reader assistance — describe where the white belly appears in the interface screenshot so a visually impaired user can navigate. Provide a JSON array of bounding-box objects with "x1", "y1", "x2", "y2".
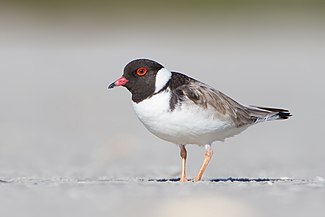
[{"x1": 132, "y1": 91, "x2": 248, "y2": 145}]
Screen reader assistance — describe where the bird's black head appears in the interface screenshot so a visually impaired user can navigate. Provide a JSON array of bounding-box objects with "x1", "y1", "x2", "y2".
[
  {"x1": 108, "y1": 59, "x2": 166, "y2": 103},
  {"x1": 122, "y1": 59, "x2": 164, "y2": 92}
]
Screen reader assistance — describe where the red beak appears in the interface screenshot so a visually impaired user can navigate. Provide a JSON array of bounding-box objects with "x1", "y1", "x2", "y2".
[{"x1": 108, "y1": 76, "x2": 129, "y2": 89}]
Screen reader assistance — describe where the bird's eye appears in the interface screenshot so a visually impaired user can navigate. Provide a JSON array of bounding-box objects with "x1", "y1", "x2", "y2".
[{"x1": 136, "y1": 68, "x2": 147, "y2": 76}]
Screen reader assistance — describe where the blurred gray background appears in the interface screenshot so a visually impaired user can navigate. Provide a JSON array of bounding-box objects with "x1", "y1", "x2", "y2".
[{"x1": 0, "y1": 1, "x2": 324, "y2": 217}]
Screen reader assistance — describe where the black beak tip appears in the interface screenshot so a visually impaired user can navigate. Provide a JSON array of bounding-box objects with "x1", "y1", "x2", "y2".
[{"x1": 108, "y1": 82, "x2": 116, "y2": 89}]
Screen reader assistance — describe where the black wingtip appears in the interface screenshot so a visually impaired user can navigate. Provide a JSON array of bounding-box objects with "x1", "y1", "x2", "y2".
[
  {"x1": 254, "y1": 106, "x2": 292, "y2": 120},
  {"x1": 277, "y1": 111, "x2": 292, "y2": 119}
]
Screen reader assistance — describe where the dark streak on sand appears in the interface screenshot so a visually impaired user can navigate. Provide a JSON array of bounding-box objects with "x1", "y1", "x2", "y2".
[
  {"x1": 2, "y1": 177, "x2": 315, "y2": 186},
  {"x1": 148, "y1": 177, "x2": 294, "y2": 183}
]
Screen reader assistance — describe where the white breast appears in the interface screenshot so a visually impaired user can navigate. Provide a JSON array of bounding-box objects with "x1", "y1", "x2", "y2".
[{"x1": 132, "y1": 90, "x2": 247, "y2": 145}]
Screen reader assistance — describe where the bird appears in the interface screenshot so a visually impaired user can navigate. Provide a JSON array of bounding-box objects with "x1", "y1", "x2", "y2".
[{"x1": 108, "y1": 59, "x2": 291, "y2": 182}]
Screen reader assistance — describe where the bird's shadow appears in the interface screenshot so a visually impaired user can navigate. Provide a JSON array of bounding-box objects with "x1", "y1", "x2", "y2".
[{"x1": 148, "y1": 177, "x2": 292, "y2": 183}]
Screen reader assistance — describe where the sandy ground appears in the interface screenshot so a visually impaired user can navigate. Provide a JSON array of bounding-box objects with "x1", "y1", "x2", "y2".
[
  {"x1": 0, "y1": 177, "x2": 324, "y2": 217},
  {"x1": 0, "y1": 4, "x2": 325, "y2": 217}
]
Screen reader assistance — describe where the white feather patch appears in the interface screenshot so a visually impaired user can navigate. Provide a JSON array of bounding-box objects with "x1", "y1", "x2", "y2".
[
  {"x1": 154, "y1": 68, "x2": 172, "y2": 93},
  {"x1": 132, "y1": 91, "x2": 248, "y2": 145}
]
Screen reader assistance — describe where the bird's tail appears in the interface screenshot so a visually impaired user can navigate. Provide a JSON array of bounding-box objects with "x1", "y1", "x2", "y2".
[{"x1": 248, "y1": 106, "x2": 292, "y2": 123}]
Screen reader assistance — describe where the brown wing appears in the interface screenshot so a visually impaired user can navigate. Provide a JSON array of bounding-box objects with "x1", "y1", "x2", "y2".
[
  {"x1": 168, "y1": 72, "x2": 291, "y2": 127},
  {"x1": 173, "y1": 81, "x2": 256, "y2": 127}
]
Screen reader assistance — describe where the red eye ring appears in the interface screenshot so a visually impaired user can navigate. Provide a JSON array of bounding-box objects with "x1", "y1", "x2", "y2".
[{"x1": 136, "y1": 67, "x2": 147, "y2": 76}]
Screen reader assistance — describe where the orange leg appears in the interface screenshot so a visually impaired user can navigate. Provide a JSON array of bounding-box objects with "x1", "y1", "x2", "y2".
[
  {"x1": 179, "y1": 144, "x2": 187, "y2": 182},
  {"x1": 194, "y1": 144, "x2": 213, "y2": 182}
]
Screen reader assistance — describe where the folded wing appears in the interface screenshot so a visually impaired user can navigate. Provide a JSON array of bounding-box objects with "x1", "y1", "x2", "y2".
[{"x1": 172, "y1": 80, "x2": 291, "y2": 127}]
